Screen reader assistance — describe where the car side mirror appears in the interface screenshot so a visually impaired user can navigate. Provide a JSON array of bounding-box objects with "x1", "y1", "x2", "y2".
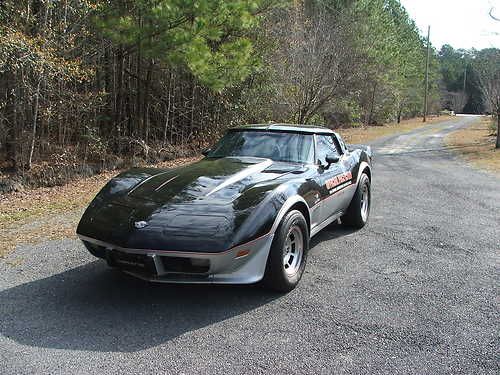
[
  {"x1": 201, "y1": 148, "x2": 211, "y2": 157},
  {"x1": 325, "y1": 153, "x2": 340, "y2": 166}
]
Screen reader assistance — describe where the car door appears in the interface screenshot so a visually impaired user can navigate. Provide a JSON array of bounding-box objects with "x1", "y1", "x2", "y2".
[
  {"x1": 333, "y1": 132, "x2": 358, "y2": 212},
  {"x1": 314, "y1": 134, "x2": 350, "y2": 224}
]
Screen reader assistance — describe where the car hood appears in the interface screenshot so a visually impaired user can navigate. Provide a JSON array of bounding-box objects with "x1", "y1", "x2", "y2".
[
  {"x1": 77, "y1": 156, "x2": 307, "y2": 251},
  {"x1": 123, "y1": 156, "x2": 301, "y2": 205}
]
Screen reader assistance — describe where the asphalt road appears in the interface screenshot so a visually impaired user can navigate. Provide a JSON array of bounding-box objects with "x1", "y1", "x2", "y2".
[{"x1": 1, "y1": 115, "x2": 498, "y2": 374}]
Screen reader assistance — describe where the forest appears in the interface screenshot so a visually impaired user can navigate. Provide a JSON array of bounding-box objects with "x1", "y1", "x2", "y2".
[{"x1": 0, "y1": 0, "x2": 498, "y2": 191}]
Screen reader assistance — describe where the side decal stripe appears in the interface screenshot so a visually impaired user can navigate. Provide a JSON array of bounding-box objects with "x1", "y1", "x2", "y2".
[{"x1": 311, "y1": 182, "x2": 354, "y2": 209}]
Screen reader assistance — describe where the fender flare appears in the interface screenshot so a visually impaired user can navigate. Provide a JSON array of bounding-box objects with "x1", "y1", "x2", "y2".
[
  {"x1": 270, "y1": 195, "x2": 311, "y2": 234},
  {"x1": 356, "y1": 161, "x2": 371, "y2": 184}
]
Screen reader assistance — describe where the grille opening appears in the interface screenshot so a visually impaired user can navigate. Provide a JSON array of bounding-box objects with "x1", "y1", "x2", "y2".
[
  {"x1": 160, "y1": 256, "x2": 210, "y2": 274},
  {"x1": 107, "y1": 250, "x2": 156, "y2": 276}
]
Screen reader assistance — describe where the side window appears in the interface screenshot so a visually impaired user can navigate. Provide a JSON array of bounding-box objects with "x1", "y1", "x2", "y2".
[
  {"x1": 334, "y1": 134, "x2": 347, "y2": 154},
  {"x1": 315, "y1": 135, "x2": 340, "y2": 165}
]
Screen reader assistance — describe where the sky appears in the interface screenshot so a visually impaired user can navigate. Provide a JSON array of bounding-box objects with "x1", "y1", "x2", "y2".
[{"x1": 400, "y1": 0, "x2": 500, "y2": 50}]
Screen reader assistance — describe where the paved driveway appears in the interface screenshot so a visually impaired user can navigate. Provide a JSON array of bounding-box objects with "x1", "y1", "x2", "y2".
[{"x1": 1, "y1": 116, "x2": 498, "y2": 374}]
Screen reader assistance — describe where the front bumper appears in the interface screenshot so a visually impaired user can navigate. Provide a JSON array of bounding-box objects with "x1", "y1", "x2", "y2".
[{"x1": 78, "y1": 234, "x2": 274, "y2": 284}]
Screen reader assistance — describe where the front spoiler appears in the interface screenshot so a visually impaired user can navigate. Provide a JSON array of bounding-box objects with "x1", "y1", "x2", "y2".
[{"x1": 78, "y1": 234, "x2": 274, "y2": 284}]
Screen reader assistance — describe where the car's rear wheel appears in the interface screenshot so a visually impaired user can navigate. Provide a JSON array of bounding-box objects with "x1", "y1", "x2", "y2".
[
  {"x1": 341, "y1": 173, "x2": 370, "y2": 228},
  {"x1": 263, "y1": 210, "x2": 309, "y2": 292}
]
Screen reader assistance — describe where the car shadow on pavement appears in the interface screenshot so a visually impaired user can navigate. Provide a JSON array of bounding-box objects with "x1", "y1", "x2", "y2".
[
  {"x1": 309, "y1": 222, "x2": 360, "y2": 251},
  {"x1": 0, "y1": 260, "x2": 280, "y2": 353}
]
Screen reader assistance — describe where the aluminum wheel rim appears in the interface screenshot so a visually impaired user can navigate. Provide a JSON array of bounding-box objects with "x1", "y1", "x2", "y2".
[
  {"x1": 283, "y1": 225, "x2": 304, "y2": 276},
  {"x1": 360, "y1": 184, "x2": 369, "y2": 222}
]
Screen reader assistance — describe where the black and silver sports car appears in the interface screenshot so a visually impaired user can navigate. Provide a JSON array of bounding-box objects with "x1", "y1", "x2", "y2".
[{"x1": 77, "y1": 124, "x2": 372, "y2": 291}]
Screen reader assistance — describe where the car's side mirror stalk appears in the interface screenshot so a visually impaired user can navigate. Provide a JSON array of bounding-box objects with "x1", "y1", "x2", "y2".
[{"x1": 321, "y1": 153, "x2": 339, "y2": 169}]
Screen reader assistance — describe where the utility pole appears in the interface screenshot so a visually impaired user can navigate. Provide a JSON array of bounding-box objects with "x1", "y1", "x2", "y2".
[
  {"x1": 463, "y1": 63, "x2": 467, "y2": 92},
  {"x1": 423, "y1": 25, "x2": 430, "y2": 122}
]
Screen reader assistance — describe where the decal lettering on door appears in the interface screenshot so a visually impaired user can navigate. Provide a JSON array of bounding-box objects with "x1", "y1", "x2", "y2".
[{"x1": 325, "y1": 171, "x2": 353, "y2": 192}]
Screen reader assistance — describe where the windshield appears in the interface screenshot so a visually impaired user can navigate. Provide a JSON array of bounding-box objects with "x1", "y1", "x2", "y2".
[{"x1": 208, "y1": 130, "x2": 314, "y2": 163}]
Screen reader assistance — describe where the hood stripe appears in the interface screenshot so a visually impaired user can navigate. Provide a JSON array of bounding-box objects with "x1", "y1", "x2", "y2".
[
  {"x1": 206, "y1": 159, "x2": 273, "y2": 196},
  {"x1": 154, "y1": 175, "x2": 178, "y2": 191},
  {"x1": 128, "y1": 171, "x2": 171, "y2": 195}
]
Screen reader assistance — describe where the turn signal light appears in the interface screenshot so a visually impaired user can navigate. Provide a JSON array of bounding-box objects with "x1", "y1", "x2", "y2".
[{"x1": 235, "y1": 249, "x2": 250, "y2": 258}]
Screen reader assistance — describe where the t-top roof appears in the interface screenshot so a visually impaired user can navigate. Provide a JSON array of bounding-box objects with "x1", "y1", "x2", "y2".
[{"x1": 230, "y1": 123, "x2": 335, "y2": 134}]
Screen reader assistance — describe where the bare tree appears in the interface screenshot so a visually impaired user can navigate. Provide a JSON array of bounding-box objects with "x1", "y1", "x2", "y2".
[
  {"x1": 443, "y1": 90, "x2": 468, "y2": 113},
  {"x1": 475, "y1": 49, "x2": 500, "y2": 148},
  {"x1": 271, "y1": 4, "x2": 358, "y2": 124}
]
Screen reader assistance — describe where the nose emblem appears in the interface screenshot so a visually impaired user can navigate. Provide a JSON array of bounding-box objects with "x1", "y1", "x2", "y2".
[{"x1": 134, "y1": 221, "x2": 148, "y2": 229}]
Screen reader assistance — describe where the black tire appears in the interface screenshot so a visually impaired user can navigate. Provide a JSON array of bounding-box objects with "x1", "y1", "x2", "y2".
[
  {"x1": 341, "y1": 173, "x2": 370, "y2": 228},
  {"x1": 263, "y1": 210, "x2": 309, "y2": 292}
]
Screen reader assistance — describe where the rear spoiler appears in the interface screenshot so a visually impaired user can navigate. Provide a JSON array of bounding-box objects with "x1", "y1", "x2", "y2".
[{"x1": 348, "y1": 144, "x2": 371, "y2": 154}]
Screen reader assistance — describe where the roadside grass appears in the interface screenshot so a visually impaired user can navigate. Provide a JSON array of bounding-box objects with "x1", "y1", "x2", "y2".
[
  {"x1": 0, "y1": 116, "x2": 453, "y2": 258},
  {"x1": 339, "y1": 115, "x2": 451, "y2": 144},
  {"x1": 445, "y1": 116, "x2": 500, "y2": 176}
]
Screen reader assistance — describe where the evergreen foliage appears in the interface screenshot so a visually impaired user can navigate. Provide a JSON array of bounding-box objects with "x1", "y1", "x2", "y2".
[{"x1": 0, "y1": 0, "x2": 497, "y2": 176}]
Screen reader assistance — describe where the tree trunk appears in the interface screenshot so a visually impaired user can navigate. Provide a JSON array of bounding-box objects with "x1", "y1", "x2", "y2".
[
  {"x1": 102, "y1": 46, "x2": 112, "y2": 142},
  {"x1": 367, "y1": 82, "x2": 377, "y2": 125},
  {"x1": 28, "y1": 79, "x2": 42, "y2": 170},
  {"x1": 496, "y1": 108, "x2": 500, "y2": 149},
  {"x1": 115, "y1": 45, "x2": 124, "y2": 151},
  {"x1": 163, "y1": 71, "x2": 173, "y2": 146},
  {"x1": 4, "y1": 72, "x2": 18, "y2": 171},
  {"x1": 143, "y1": 59, "x2": 153, "y2": 144}
]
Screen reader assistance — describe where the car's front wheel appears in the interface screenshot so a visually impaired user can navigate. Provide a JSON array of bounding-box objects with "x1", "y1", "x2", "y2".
[{"x1": 263, "y1": 210, "x2": 309, "y2": 292}]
